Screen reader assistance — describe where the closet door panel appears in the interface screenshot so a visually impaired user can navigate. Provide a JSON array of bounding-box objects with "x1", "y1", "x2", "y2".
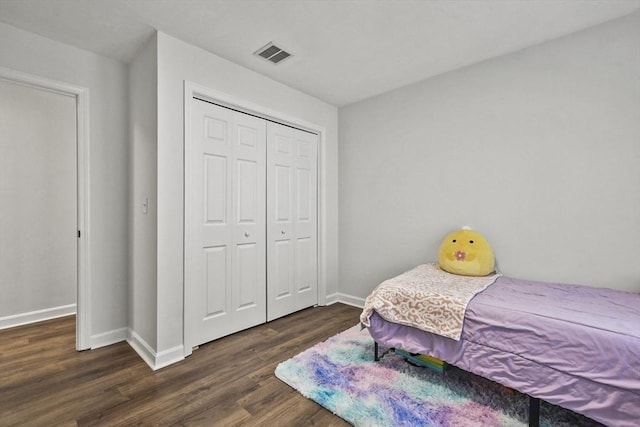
[
  {"x1": 236, "y1": 242, "x2": 259, "y2": 310},
  {"x1": 186, "y1": 99, "x2": 266, "y2": 348},
  {"x1": 204, "y1": 155, "x2": 227, "y2": 224},
  {"x1": 267, "y1": 122, "x2": 318, "y2": 321},
  {"x1": 296, "y1": 237, "x2": 313, "y2": 293},
  {"x1": 293, "y1": 129, "x2": 318, "y2": 309},
  {"x1": 233, "y1": 112, "x2": 265, "y2": 312},
  {"x1": 274, "y1": 240, "x2": 293, "y2": 299},
  {"x1": 267, "y1": 125, "x2": 295, "y2": 320},
  {"x1": 204, "y1": 246, "x2": 228, "y2": 317}
]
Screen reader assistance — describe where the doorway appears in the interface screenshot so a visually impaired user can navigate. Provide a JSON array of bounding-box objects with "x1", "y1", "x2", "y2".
[{"x1": 0, "y1": 67, "x2": 90, "y2": 350}]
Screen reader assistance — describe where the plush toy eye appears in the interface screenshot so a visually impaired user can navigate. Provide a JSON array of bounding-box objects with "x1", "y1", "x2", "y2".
[
  {"x1": 452, "y1": 239, "x2": 457, "y2": 243},
  {"x1": 469, "y1": 240, "x2": 474, "y2": 244}
]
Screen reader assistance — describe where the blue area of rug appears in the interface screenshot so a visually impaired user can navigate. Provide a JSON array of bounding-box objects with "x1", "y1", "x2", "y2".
[{"x1": 275, "y1": 325, "x2": 604, "y2": 427}]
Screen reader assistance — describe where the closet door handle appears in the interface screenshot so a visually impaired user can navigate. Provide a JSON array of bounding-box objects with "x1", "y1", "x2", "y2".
[
  {"x1": 281, "y1": 229, "x2": 286, "y2": 235},
  {"x1": 244, "y1": 232, "x2": 250, "y2": 238}
]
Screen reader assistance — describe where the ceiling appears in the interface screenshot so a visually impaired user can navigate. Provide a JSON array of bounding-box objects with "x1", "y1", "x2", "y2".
[{"x1": 1, "y1": 0, "x2": 638, "y2": 107}]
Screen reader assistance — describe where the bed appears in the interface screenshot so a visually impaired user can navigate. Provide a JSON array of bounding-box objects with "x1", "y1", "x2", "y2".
[{"x1": 360, "y1": 265, "x2": 640, "y2": 427}]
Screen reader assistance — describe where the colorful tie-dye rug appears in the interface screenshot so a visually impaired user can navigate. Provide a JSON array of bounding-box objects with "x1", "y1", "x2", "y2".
[{"x1": 275, "y1": 325, "x2": 603, "y2": 427}]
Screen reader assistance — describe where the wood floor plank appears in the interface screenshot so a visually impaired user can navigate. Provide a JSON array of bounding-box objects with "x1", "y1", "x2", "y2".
[{"x1": 0, "y1": 304, "x2": 359, "y2": 426}]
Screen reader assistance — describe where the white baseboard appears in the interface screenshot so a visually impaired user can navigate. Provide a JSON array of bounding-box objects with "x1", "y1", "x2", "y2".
[
  {"x1": 127, "y1": 330, "x2": 156, "y2": 369},
  {"x1": 323, "y1": 292, "x2": 366, "y2": 308},
  {"x1": 335, "y1": 293, "x2": 366, "y2": 308},
  {"x1": 91, "y1": 327, "x2": 128, "y2": 349},
  {"x1": 127, "y1": 329, "x2": 184, "y2": 371},
  {"x1": 0, "y1": 304, "x2": 76, "y2": 330},
  {"x1": 324, "y1": 292, "x2": 340, "y2": 305},
  {"x1": 154, "y1": 345, "x2": 185, "y2": 370}
]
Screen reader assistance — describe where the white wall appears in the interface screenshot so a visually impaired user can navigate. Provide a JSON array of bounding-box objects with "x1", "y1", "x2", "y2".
[
  {"x1": 339, "y1": 11, "x2": 640, "y2": 300},
  {"x1": 155, "y1": 32, "x2": 339, "y2": 355},
  {"x1": 129, "y1": 34, "x2": 158, "y2": 350},
  {"x1": 0, "y1": 23, "x2": 130, "y2": 342}
]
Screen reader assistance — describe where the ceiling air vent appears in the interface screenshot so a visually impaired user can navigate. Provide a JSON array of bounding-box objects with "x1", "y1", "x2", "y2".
[{"x1": 254, "y1": 42, "x2": 292, "y2": 64}]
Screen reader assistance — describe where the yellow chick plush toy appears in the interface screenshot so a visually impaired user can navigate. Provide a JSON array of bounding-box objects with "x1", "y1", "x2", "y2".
[{"x1": 438, "y1": 227, "x2": 495, "y2": 276}]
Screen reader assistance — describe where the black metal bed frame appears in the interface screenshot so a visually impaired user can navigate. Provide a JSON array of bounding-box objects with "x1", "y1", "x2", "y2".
[{"x1": 373, "y1": 341, "x2": 541, "y2": 427}]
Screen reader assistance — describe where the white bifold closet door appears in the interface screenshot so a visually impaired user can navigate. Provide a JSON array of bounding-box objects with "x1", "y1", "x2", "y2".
[
  {"x1": 186, "y1": 98, "x2": 318, "y2": 349},
  {"x1": 187, "y1": 100, "x2": 267, "y2": 347},
  {"x1": 266, "y1": 122, "x2": 318, "y2": 321}
]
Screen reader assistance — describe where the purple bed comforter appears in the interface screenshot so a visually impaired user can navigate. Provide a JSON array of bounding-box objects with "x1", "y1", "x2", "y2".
[{"x1": 366, "y1": 276, "x2": 640, "y2": 426}]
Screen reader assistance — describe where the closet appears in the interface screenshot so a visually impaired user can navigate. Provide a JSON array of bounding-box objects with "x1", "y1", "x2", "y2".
[{"x1": 185, "y1": 98, "x2": 318, "y2": 349}]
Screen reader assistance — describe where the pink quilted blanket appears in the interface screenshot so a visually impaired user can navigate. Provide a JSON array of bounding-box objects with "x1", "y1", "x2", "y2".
[{"x1": 360, "y1": 263, "x2": 500, "y2": 340}]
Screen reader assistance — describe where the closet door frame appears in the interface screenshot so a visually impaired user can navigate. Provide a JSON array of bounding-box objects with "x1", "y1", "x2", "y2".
[{"x1": 183, "y1": 81, "x2": 327, "y2": 357}]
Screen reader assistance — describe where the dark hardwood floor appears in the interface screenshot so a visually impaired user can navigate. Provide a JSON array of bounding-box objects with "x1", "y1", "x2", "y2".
[{"x1": 0, "y1": 304, "x2": 361, "y2": 426}]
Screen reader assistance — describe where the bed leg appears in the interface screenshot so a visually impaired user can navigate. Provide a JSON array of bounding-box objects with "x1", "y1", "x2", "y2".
[
  {"x1": 528, "y1": 396, "x2": 540, "y2": 427},
  {"x1": 374, "y1": 341, "x2": 379, "y2": 362}
]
